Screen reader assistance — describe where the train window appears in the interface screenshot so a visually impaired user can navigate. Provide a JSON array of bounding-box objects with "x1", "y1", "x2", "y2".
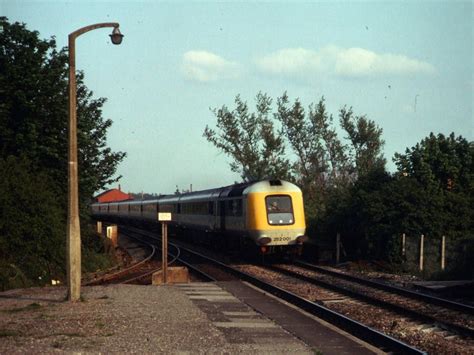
[
  {"x1": 226, "y1": 199, "x2": 242, "y2": 217},
  {"x1": 143, "y1": 204, "x2": 157, "y2": 213},
  {"x1": 266, "y1": 195, "x2": 294, "y2": 225},
  {"x1": 208, "y1": 201, "x2": 214, "y2": 215}
]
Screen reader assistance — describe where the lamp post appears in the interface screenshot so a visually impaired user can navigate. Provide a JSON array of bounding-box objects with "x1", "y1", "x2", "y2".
[{"x1": 67, "y1": 23, "x2": 124, "y2": 302}]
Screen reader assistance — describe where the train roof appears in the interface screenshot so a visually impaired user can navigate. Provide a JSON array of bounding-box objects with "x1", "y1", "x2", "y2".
[
  {"x1": 243, "y1": 180, "x2": 301, "y2": 194},
  {"x1": 92, "y1": 180, "x2": 300, "y2": 206}
]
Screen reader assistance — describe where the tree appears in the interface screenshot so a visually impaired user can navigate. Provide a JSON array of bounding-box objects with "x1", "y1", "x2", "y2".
[
  {"x1": 204, "y1": 92, "x2": 290, "y2": 181},
  {"x1": 275, "y1": 94, "x2": 351, "y2": 216},
  {"x1": 327, "y1": 133, "x2": 473, "y2": 268},
  {"x1": 339, "y1": 106, "x2": 386, "y2": 177},
  {"x1": 393, "y1": 133, "x2": 473, "y2": 242},
  {"x1": 0, "y1": 17, "x2": 125, "y2": 207},
  {"x1": 394, "y1": 133, "x2": 473, "y2": 193}
]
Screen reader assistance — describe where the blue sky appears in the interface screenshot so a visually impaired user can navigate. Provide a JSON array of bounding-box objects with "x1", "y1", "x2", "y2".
[{"x1": 2, "y1": 1, "x2": 473, "y2": 194}]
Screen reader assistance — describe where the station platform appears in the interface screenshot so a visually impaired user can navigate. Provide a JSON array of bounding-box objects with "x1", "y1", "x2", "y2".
[{"x1": 0, "y1": 282, "x2": 380, "y2": 354}]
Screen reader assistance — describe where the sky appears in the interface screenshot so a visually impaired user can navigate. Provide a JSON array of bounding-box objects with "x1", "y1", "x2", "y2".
[{"x1": 2, "y1": 1, "x2": 473, "y2": 195}]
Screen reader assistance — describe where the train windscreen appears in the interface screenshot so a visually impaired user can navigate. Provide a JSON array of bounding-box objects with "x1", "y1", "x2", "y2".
[{"x1": 265, "y1": 195, "x2": 294, "y2": 225}]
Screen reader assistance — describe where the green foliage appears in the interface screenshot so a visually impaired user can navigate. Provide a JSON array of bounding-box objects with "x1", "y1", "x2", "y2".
[
  {"x1": 393, "y1": 133, "x2": 473, "y2": 241},
  {"x1": 320, "y1": 132, "x2": 473, "y2": 279},
  {"x1": 0, "y1": 17, "x2": 125, "y2": 205},
  {"x1": 204, "y1": 92, "x2": 291, "y2": 181},
  {"x1": 81, "y1": 225, "x2": 116, "y2": 273},
  {"x1": 339, "y1": 106, "x2": 386, "y2": 177},
  {"x1": 394, "y1": 133, "x2": 473, "y2": 193},
  {"x1": 275, "y1": 94, "x2": 351, "y2": 218},
  {"x1": 0, "y1": 156, "x2": 65, "y2": 290}
]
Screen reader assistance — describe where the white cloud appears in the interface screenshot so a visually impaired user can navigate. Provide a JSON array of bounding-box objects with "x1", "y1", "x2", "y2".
[
  {"x1": 256, "y1": 46, "x2": 436, "y2": 78},
  {"x1": 182, "y1": 50, "x2": 240, "y2": 82}
]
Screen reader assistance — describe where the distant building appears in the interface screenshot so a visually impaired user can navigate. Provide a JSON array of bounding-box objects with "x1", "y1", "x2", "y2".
[{"x1": 94, "y1": 185, "x2": 133, "y2": 203}]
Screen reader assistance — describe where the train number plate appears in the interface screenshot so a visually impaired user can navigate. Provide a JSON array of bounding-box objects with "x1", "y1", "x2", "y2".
[{"x1": 273, "y1": 236, "x2": 291, "y2": 243}]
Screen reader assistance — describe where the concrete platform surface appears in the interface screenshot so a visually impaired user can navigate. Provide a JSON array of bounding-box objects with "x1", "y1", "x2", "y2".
[{"x1": 0, "y1": 282, "x2": 380, "y2": 354}]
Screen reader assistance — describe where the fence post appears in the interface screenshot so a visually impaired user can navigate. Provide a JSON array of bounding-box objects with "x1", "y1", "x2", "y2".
[
  {"x1": 419, "y1": 234, "x2": 424, "y2": 272},
  {"x1": 441, "y1": 235, "x2": 446, "y2": 271},
  {"x1": 401, "y1": 233, "x2": 406, "y2": 259},
  {"x1": 336, "y1": 233, "x2": 340, "y2": 264},
  {"x1": 96, "y1": 221, "x2": 102, "y2": 235}
]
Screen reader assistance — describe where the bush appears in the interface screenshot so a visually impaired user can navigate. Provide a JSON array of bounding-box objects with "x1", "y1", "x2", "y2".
[{"x1": 0, "y1": 156, "x2": 65, "y2": 289}]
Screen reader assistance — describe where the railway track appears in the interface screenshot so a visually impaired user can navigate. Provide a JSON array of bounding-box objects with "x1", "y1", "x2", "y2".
[
  {"x1": 294, "y1": 260, "x2": 474, "y2": 314},
  {"x1": 84, "y1": 229, "x2": 164, "y2": 285},
  {"x1": 170, "y1": 239, "x2": 473, "y2": 353}
]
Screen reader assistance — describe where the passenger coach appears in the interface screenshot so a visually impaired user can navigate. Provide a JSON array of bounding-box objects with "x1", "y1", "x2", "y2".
[{"x1": 91, "y1": 179, "x2": 307, "y2": 255}]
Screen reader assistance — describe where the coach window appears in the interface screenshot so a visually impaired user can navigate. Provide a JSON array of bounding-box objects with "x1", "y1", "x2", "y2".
[
  {"x1": 266, "y1": 195, "x2": 294, "y2": 225},
  {"x1": 226, "y1": 199, "x2": 242, "y2": 217}
]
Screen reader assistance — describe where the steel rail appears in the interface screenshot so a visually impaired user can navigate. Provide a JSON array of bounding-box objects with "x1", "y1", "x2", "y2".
[
  {"x1": 295, "y1": 260, "x2": 474, "y2": 315},
  {"x1": 84, "y1": 230, "x2": 156, "y2": 285}
]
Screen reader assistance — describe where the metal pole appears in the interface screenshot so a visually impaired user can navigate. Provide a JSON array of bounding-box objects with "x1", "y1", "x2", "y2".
[
  {"x1": 162, "y1": 222, "x2": 168, "y2": 284},
  {"x1": 67, "y1": 22, "x2": 121, "y2": 302},
  {"x1": 336, "y1": 233, "x2": 340, "y2": 264}
]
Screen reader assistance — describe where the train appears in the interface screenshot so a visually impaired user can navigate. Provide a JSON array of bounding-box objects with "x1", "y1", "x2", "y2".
[{"x1": 91, "y1": 179, "x2": 307, "y2": 255}]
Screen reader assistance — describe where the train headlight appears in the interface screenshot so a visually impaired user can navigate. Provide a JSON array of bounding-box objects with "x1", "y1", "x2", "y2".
[
  {"x1": 257, "y1": 237, "x2": 272, "y2": 245},
  {"x1": 296, "y1": 235, "x2": 308, "y2": 244}
]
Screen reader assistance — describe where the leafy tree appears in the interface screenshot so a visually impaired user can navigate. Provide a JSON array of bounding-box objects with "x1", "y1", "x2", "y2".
[
  {"x1": 339, "y1": 106, "x2": 386, "y2": 177},
  {"x1": 393, "y1": 133, "x2": 474, "y2": 242},
  {"x1": 394, "y1": 133, "x2": 473, "y2": 193},
  {"x1": 204, "y1": 92, "x2": 290, "y2": 181},
  {"x1": 275, "y1": 94, "x2": 353, "y2": 217},
  {"x1": 326, "y1": 133, "x2": 473, "y2": 272},
  {"x1": 0, "y1": 17, "x2": 125, "y2": 208}
]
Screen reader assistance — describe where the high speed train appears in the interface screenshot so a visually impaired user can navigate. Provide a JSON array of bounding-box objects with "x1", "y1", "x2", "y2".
[{"x1": 91, "y1": 179, "x2": 307, "y2": 255}]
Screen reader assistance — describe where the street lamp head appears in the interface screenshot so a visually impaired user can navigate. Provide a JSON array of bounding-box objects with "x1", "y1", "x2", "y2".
[{"x1": 110, "y1": 27, "x2": 124, "y2": 45}]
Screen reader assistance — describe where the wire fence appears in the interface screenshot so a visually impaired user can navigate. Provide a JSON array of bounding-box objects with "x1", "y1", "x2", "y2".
[{"x1": 307, "y1": 233, "x2": 474, "y2": 279}]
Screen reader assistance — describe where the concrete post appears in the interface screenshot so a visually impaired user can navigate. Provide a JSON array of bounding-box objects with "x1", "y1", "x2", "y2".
[{"x1": 66, "y1": 22, "x2": 122, "y2": 302}]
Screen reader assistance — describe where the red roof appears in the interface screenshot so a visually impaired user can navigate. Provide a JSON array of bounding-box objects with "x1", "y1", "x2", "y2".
[{"x1": 95, "y1": 188, "x2": 133, "y2": 203}]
